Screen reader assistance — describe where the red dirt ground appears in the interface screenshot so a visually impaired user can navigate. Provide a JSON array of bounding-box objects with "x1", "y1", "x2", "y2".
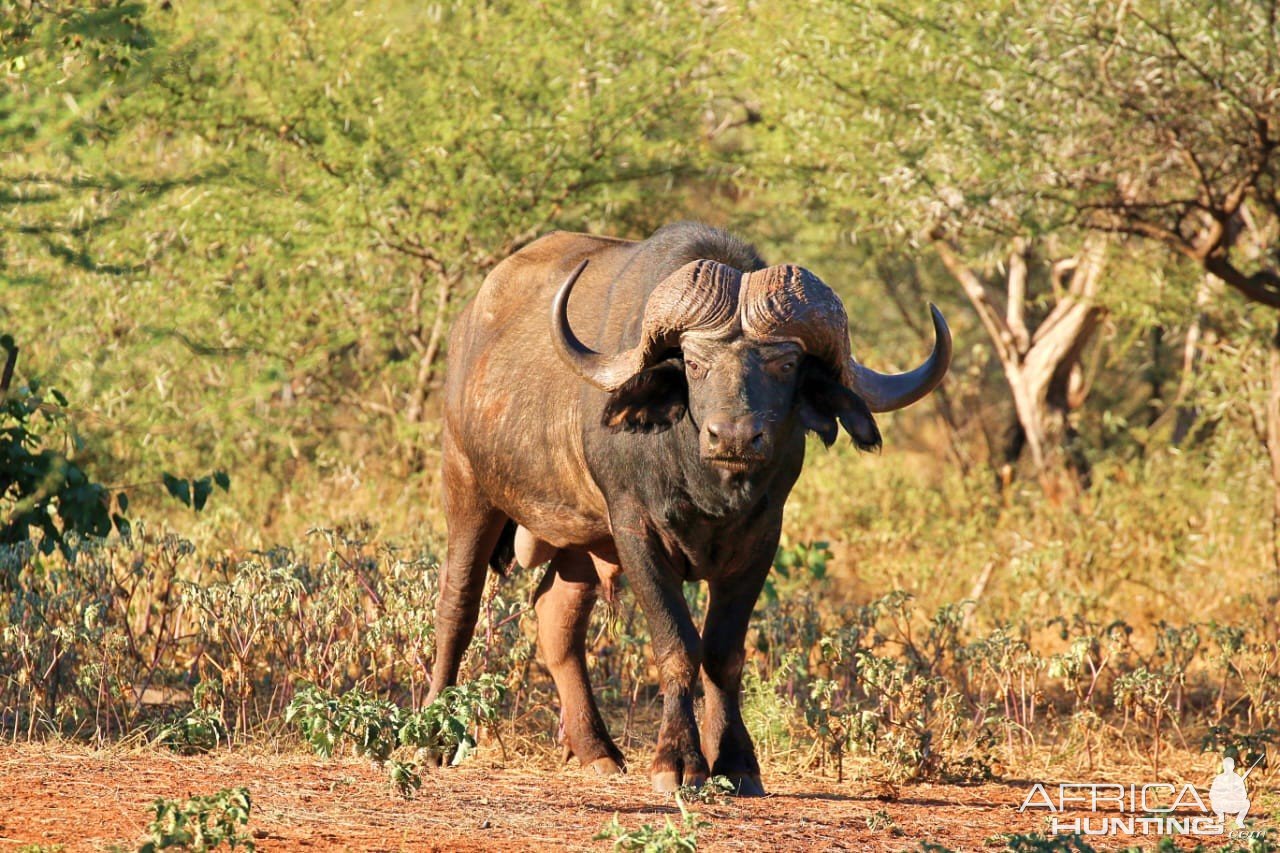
[{"x1": 0, "y1": 744, "x2": 1270, "y2": 851}]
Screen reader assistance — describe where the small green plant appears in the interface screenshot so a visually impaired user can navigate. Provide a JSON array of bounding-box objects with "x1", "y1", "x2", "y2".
[
  {"x1": 678, "y1": 774, "x2": 736, "y2": 804},
  {"x1": 1201, "y1": 724, "x2": 1279, "y2": 769},
  {"x1": 804, "y1": 676, "x2": 853, "y2": 781},
  {"x1": 138, "y1": 787, "x2": 253, "y2": 852},
  {"x1": 156, "y1": 705, "x2": 228, "y2": 755},
  {"x1": 595, "y1": 792, "x2": 709, "y2": 851},
  {"x1": 387, "y1": 758, "x2": 422, "y2": 799},
  {"x1": 997, "y1": 834, "x2": 1100, "y2": 852},
  {"x1": 398, "y1": 674, "x2": 507, "y2": 766},
  {"x1": 285, "y1": 676, "x2": 506, "y2": 798},
  {"x1": 865, "y1": 809, "x2": 902, "y2": 836},
  {"x1": 285, "y1": 685, "x2": 400, "y2": 761}
]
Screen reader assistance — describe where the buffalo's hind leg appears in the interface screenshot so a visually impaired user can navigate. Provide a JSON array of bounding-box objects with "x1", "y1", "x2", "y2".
[
  {"x1": 427, "y1": 446, "x2": 509, "y2": 703},
  {"x1": 534, "y1": 551, "x2": 626, "y2": 776}
]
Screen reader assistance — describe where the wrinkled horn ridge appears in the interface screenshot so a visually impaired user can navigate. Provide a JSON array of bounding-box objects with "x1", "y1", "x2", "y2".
[
  {"x1": 741, "y1": 265, "x2": 852, "y2": 377},
  {"x1": 740, "y1": 266, "x2": 950, "y2": 412},
  {"x1": 554, "y1": 256, "x2": 950, "y2": 408},
  {"x1": 551, "y1": 259, "x2": 742, "y2": 391},
  {"x1": 847, "y1": 303, "x2": 952, "y2": 412}
]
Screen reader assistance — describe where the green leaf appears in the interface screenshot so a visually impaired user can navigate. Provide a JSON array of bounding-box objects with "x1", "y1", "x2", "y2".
[
  {"x1": 192, "y1": 477, "x2": 213, "y2": 512},
  {"x1": 163, "y1": 472, "x2": 191, "y2": 507},
  {"x1": 213, "y1": 470, "x2": 231, "y2": 491}
]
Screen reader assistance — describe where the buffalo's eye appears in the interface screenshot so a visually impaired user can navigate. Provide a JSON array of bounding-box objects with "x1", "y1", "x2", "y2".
[
  {"x1": 770, "y1": 357, "x2": 798, "y2": 376},
  {"x1": 685, "y1": 360, "x2": 706, "y2": 379}
]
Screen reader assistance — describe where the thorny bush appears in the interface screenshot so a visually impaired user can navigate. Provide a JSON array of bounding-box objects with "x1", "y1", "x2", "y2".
[{"x1": 2, "y1": 531, "x2": 1280, "y2": 786}]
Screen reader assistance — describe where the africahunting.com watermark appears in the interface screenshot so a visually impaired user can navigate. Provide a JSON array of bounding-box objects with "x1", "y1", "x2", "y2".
[{"x1": 1019, "y1": 754, "x2": 1266, "y2": 839}]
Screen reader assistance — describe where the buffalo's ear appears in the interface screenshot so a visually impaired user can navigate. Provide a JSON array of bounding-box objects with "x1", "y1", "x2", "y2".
[
  {"x1": 798, "y1": 362, "x2": 882, "y2": 452},
  {"x1": 601, "y1": 360, "x2": 688, "y2": 433}
]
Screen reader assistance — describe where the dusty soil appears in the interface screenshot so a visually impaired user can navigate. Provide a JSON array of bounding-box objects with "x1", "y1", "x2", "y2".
[{"x1": 0, "y1": 744, "x2": 1269, "y2": 851}]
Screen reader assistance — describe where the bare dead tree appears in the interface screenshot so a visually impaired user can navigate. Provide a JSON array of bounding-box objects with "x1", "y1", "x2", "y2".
[{"x1": 932, "y1": 234, "x2": 1108, "y2": 492}]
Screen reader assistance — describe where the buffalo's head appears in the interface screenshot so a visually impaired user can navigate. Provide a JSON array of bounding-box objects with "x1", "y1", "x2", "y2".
[{"x1": 550, "y1": 259, "x2": 951, "y2": 473}]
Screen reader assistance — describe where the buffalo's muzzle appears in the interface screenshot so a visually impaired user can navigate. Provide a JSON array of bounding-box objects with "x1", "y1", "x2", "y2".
[{"x1": 702, "y1": 415, "x2": 768, "y2": 465}]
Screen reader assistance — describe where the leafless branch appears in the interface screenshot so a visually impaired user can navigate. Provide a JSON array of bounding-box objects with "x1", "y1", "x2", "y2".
[{"x1": 932, "y1": 236, "x2": 1017, "y2": 364}]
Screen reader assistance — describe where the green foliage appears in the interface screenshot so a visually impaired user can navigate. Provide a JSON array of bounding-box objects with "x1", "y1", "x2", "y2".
[
  {"x1": 764, "y1": 539, "x2": 831, "y2": 603},
  {"x1": 595, "y1": 793, "x2": 708, "y2": 852},
  {"x1": 0, "y1": 337, "x2": 123, "y2": 556},
  {"x1": 865, "y1": 809, "x2": 902, "y2": 836},
  {"x1": 1201, "y1": 725, "x2": 1280, "y2": 770},
  {"x1": 285, "y1": 675, "x2": 506, "y2": 796},
  {"x1": 677, "y1": 775, "x2": 736, "y2": 805},
  {"x1": 398, "y1": 675, "x2": 507, "y2": 765},
  {"x1": 0, "y1": 337, "x2": 229, "y2": 561},
  {"x1": 162, "y1": 472, "x2": 230, "y2": 512},
  {"x1": 156, "y1": 706, "x2": 227, "y2": 755},
  {"x1": 285, "y1": 684, "x2": 398, "y2": 761},
  {"x1": 139, "y1": 787, "x2": 253, "y2": 853},
  {"x1": 4, "y1": 0, "x2": 739, "y2": 512}
]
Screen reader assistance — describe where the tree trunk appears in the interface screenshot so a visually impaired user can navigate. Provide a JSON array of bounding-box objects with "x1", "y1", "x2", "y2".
[
  {"x1": 1171, "y1": 275, "x2": 1215, "y2": 445},
  {"x1": 404, "y1": 270, "x2": 457, "y2": 424},
  {"x1": 1147, "y1": 325, "x2": 1166, "y2": 428},
  {"x1": 0, "y1": 343, "x2": 16, "y2": 394},
  {"x1": 934, "y1": 235, "x2": 1107, "y2": 492},
  {"x1": 1266, "y1": 319, "x2": 1280, "y2": 583}
]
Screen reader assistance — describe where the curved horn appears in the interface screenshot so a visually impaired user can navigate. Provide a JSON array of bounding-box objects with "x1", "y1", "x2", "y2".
[
  {"x1": 551, "y1": 260, "x2": 645, "y2": 391},
  {"x1": 741, "y1": 265, "x2": 951, "y2": 413},
  {"x1": 848, "y1": 303, "x2": 952, "y2": 412},
  {"x1": 551, "y1": 258, "x2": 742, "y2": 392}
]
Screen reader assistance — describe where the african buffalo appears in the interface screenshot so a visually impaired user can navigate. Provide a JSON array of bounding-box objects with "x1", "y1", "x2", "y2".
[{"x1": 427, "y1": 222, "x2": 950, "y2": 794}]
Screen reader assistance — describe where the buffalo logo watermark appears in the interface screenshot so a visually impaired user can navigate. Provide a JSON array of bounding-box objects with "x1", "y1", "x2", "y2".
[{"x1": 1018, "y1": 753, "x2": 1264, "y2": 838}]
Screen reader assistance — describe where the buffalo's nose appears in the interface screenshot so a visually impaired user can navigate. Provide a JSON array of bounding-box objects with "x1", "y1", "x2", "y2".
[{"x1": 705, "y1": 416, "x2": 766, "y2": 454}]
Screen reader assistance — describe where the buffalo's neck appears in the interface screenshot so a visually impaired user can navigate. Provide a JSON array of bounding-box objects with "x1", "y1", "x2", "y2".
[
  {"x1": 594, "y1": 417, "x2": 804, "y2": 525},
  {"x1": 671, "y1": 422, "x2": 786, "y2": 518}
]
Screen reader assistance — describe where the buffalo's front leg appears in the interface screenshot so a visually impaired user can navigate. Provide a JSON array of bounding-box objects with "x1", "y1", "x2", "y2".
[
  {"x1": 701, "y1": 566, "x2": 770, "y2": 796},
  {"x1": 613, "y1": 524, "x2": 708, "y2": 792}
]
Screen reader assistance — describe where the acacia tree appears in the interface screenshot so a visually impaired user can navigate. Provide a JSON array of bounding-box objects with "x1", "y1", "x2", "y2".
[
  {"x1": 931, "y1": 236, "x2": 1107, "y2": 487},
  {"x1": 1018, "y1": 0, "x2": 1280, "y2": 557},
  {"x1": 1031, "y1": 2, "x2": 1280, "y2": 308},
  {"x1": 155, "y1": 0, "x2": 733, "y2": 423},
  {"x1": 6, "y1": 1, "x2": 743, "y2": 508},
  {"x1": 1, "y1": 2, "x2": 195, "y2": 284},
  {"x1": 745, "y1": 0, "x2": 1113, "y2": 488}
]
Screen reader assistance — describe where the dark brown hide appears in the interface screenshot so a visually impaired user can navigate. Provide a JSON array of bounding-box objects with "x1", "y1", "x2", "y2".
[{"x1": 428, "y1": 223, "x2": 949, "y2": 794}]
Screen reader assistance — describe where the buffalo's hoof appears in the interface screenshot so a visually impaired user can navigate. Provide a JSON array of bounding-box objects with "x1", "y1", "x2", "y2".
[
  {"x1": 651, "y1": 752, "x2": 709, "y2": 792},
  {"x1": 726, "y1": 773, "x2": 766, "y2": 797},
  {"x1": 652, "y1": 769, "x2": 706, "y2": 793},
  {"x1": 589, "y1": 755, "x2": 626, "y2": 776}
]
